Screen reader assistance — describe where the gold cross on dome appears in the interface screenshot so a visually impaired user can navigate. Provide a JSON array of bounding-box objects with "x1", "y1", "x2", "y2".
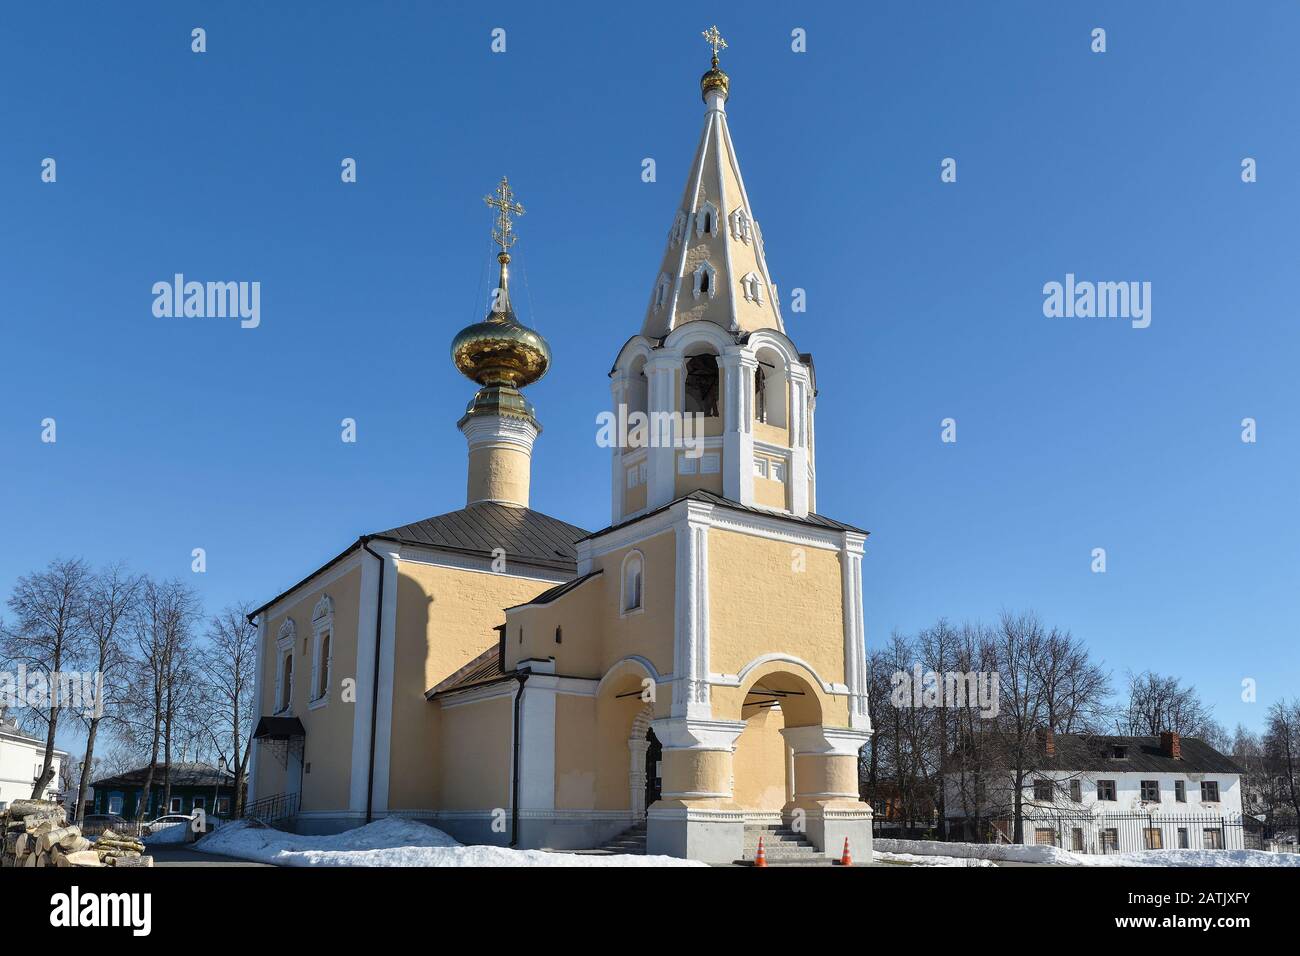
[
  {"x1": 484, "y1": 176, "x2": 525, "y2": 253},
  {"x1": 702, "y1": 25, "x2": 727, "y2": 65}
]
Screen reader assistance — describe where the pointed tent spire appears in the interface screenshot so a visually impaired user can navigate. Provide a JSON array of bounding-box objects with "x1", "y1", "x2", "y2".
[{"x1": 640, "y1": 29, "x2": 784, "y2": 340}]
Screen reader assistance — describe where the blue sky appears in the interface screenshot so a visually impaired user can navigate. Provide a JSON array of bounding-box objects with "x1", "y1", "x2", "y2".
[{"x1": 1, "y1": 1, "x2": 1296, "y2": 755}]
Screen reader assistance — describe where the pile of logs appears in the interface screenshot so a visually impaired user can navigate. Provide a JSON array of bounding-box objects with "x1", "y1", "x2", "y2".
[{"x1": 1, "y1": 800, "x2": 152, "y2": 868}]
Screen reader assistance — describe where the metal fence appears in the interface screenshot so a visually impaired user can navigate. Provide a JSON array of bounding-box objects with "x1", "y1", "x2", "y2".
[{"x1": 1017, "y1": 811, "x2": 1248, "y2": 854}]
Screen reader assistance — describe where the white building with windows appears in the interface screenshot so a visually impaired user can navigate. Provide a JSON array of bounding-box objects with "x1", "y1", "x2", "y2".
[
  {"x1": 944, "y1": 732, "x2": 1244, "y2": 852},
  {"x1": 0, "y1": 714, "x2": 66, "y2": 810}
]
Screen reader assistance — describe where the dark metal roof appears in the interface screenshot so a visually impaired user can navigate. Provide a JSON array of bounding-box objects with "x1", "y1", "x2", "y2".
[
  {"x1": 426, "y1": 645, "x2": 509, "y2": 698},
  {"x1": 1047, "y1": 736, "x2": 1242, "y2": 774},
  {"x1": 578, "y1": 489, "x2": 869, "y2": 542},
  {"x1": 250, "y1": 503, "x2": 591, "y2": 621},
  {"x1": 253, "y1": 716, "x2": 307, "y2": 740},
  {"x1": 371, "y1": 502, "x2": 589, "y2": 573},
  {"x1": 90, "y1": 763, "x2": 236, "y2": 791},
  {"x1": 505, "y1": 570, "x2": 603, "y2": 611}
]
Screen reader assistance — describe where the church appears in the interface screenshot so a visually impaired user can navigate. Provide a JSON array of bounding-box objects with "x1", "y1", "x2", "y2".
[{"x1": 247, "y1": 30, "x2": 874, "y2": 864}]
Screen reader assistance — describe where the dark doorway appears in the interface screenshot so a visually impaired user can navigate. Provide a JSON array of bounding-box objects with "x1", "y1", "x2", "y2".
[{"x1": 644, "y1": 728, "x2": 662, "y2": 808}]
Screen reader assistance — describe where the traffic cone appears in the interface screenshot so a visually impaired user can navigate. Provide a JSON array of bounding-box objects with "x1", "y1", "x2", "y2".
[
  {"x1": 754, "y1": 836, "x2": 767, "y2": 867},
  {"x1": 840, "y1": 837, "x2": 853, "y2": 866}
]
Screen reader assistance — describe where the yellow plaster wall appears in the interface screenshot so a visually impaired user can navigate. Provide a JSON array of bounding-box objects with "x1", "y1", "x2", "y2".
[
  {"x1": 390, "y1": 560, "x2": 560, "y2": 811},
  {"x1": 467, "y1": 445, "x2": 531, "y2": 507},
  {"x1": 554, "y1": 693, "x2": 597, "y2": 811},
  {"x1": 436, "y1": 693, "x2": 514, "y2": 810},
  {"x1": 257, "y1": 563, "x2": 362, "y2": 812},
  {"x1": 732, "y1": 704, "x2": 789, "y2": 811}
]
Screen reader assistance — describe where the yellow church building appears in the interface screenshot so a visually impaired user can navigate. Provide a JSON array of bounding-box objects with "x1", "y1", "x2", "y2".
[{"x1": 248, "y1": 31, "x2": 874, "y2": 864}]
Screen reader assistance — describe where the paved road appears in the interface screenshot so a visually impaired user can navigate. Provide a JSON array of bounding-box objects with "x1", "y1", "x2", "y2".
[{"x1": 148, "y1": 845, "x2": 271, "y2": 867}]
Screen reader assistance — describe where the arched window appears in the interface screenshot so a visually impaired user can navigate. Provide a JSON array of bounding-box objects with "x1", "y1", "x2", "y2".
[
  {"x1": 555, "y1": 626, "x2": 562, "y2": 644},
  {"x1": 310, "y1": 595, "x2": 334, "y2": 707},
  {"x1": 753, "y1": 348, "x2": 789, "y2": 428},
  {"x1": 622, "y1": 551, "x2": 645, "y2": 613},
  {"x1": 729, "y1": 206, "x2": 753, "y2": 243},
  {"x1": 691, "y1": 261, "x2": 717, "y2": 300},
  {"x1": 684, "y1": 353, "x2": 720, "y2": 417},
  {"x1": 696, "y1": 201, "x2": 718, "y2": 237},
  {"x1": 275, "y1": 618, "x2": 296, "y2": 714},
  {"x1": 755, "y1": 364, "x2": 768, "y2": 424},
  {"x1": 741, "y1": 271, "x2": 764, "y2": 305},
  {"x1": 669, "y1": 210, "x2": 687, "y2": 246},
  {"x1": 653, "y1": 274, "x2": 670, "y2": 312}
]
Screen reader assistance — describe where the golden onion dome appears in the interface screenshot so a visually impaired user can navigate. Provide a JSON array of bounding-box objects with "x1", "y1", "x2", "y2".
[
  {"x1": 700, "y1": 63, "x2": 729, "y2": 101},
  {"x1": 451, "y1": 253, "x2": 551, "y2": 391}
]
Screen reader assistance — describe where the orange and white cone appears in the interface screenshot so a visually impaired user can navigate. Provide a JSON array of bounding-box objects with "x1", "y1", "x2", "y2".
[
  {"x1": 755, "y1": 836, "x2": 768, "y2": 867},
  {"x1": 840, "y1": 837, "x2": 853, "y2": 866}
]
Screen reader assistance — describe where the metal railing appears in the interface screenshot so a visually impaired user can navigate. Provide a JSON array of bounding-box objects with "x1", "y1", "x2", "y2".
[{"x1": 239, "y1": 790, "x2": 300, "y2": 825}]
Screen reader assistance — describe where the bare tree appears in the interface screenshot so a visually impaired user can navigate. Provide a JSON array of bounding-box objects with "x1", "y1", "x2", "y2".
[
  {"x1": 1, "y1": 557, "x2": 90, "y2": 799},
  {"x1": 1116, "y1": 671, "x2": 1218, "y2": 739},
  {"x1": 124, "y1": 578, "x2": 201, "y2": 822},
  {"x1": 71, "y1": 562, "x2": 141, "y2": 825},
  {"x1": 1264, "y1": 699, "x2": 1300, "y2": 828},
  {"x1": 197, "y1": 603, "x2": 259, "y2": 814}
]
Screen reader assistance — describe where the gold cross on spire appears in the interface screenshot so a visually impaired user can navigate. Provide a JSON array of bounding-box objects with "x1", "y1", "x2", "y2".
[
  {"x1": 702, "y1": 25, "x2": 727, "y2": 66},
  {"x1": 484, "y1": 176, "x2": 525, "y2": 254}
]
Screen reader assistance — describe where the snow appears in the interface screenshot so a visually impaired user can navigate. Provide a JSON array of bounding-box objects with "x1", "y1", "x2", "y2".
[
  {"x1": 874, "y1": 849, "x2": 996, "y2": 867},
  {"x1": 194, "y1": 817, "x2": 704, "y2": 867},
  {"x1": 874, "y1": 837, "x2": 1300, "y2": 867}
]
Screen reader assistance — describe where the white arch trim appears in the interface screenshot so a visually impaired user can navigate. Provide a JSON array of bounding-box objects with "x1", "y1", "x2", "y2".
[
  {"x1": 594, "y1": 655, "x2": 665, "y2": 698},
  {"x1": 713, "y1": 653, "x2": 848, "y2": 697},
  {"x1": 663, "y1": 317, "x2": 734, "y2": 355}
]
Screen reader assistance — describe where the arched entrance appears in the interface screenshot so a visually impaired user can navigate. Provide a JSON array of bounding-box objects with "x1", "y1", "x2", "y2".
[
  {"x1": 644, "y1": 727, "x2": 662, "y2": 809},
  {"x1": 628, "y1": 703, "x2": 656, "y2": 820}
]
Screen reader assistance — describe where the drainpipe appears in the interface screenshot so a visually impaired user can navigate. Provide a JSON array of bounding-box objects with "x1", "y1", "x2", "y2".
[
  {"x1": 509, "y1": 670, "x2": 530, "y2": 847},
  {"x1": 362, "y1": 539, "x2": 386, "y2": 824}
]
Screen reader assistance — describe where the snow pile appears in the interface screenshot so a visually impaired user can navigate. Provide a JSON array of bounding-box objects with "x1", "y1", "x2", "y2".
[
  {"x1": 195, "y1": 817, "x2": 704, "y2": 867},
  {"x1": 874, "y1": 849, "x2": 996, "y2": 867},
  {"x1": 874, "y1": 837, "x2": 1300, "y2": 867}
]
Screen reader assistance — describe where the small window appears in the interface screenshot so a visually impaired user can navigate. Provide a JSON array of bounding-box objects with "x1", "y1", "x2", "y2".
[
  {"x1": 169, "y1": 797, "x2": 182, "y2": 813},
  {"x1": 700, "y1": 454, "x2": 720, "y2": 474},
  {"x1": 315, "y1": 630, "x2": 331, "y2": 701},
  {"x1": 1177, "y1": 827, "x2": 1189, "y2": 848},
  {"x1": 1071, "y1": 828, "x2": 1084, "y2": 851},
  {"x1": 622, "y1": 552, "x2": 644, "y2": 613},
  {"x1": 677, "y1": 455, "x2": 698, "y2": 475},
  {"x1": 1140, "y1": 780, "x2": 1160, "y2": 802},
  {"x1": 192, "y1": 796, "x2": 205, "y2": 811},
  {"x1": 216, "y1": 797, "x2": 231, "y2": 816},
  {"x1": 1200, "y1": 781, "x2": 1220, "y2": 803},
  {"x1": 1109, "y1": 745, "x2": 1128, "y2": 759},
  {"x1": 1033, "y1": 829, "x2": 1056, "y2": 846},
  {"x1": 1174, "y1": 779, "x2": 1186, "y2": 802},
  {"x1": 518, "y1": 627, "x2": 523, "y2": 645},
  {"x1": 1097, "y1": 779, "x2": 1117, "y2": 801},
  {"x1": 1069, "y1": 779, "x2": 1082, "y2": 803},
  {"x1": 555, "y1": 626, "x2": 562, "y2": 644},
  {"x1": 1101, "y1": 828, "x2": 1119, "y2": 852},
  {"x1": 280, "y1": 653, "x2": 294, "y2": 712},
  {"x1": 1143, "y1": 828, "x2": 1163, "y2": 850},
  {"x1": 1203, "y1": 828, "x2": 1223, "y2": 849},
  {"x1": 108, "y1": 794, "x2": 123, "y2": 815},
  {"x1": 1033, "y1": 779, "x2": 1052, "y2": 801},
  {"x1": 753, "y1": 458, "x2": 768, "y2": 479}
]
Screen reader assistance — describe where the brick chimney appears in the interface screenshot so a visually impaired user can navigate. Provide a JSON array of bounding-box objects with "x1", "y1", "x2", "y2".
[
  {"x1": 1160, "y1": 730, "x2": 1181, "y2": 759},
  {"x1": 1040, "y1": 727, "x2": 1056, "y2": 757}
]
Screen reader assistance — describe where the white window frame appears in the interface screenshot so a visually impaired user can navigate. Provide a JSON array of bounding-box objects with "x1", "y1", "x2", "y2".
[
  {"x1": 729, "y1": 206, "x2": 753, "y2": 243},
  {"x1": 677, "y1": 455, "x2": 698, "y2": 475},
  {"x1": 653, "y1": 273, "x2": 671, "y2": 311},
  {"x1": 169, "y1": 796, "x2": 183, "y2": 813},
  {"x1": 108, "y1": 794, "x2": 123, "y2": 815},
  {"x1": 273, "y1": 618, "x2": 296, "y2": 715},
  {"x1": 192, "y1": 795, "x2": 205, "y2": 811},
  {"x1": 620, "y1": 550, "x2": 645, "y2": 617},
  {"x1": 696, "y1": 201, "x2": 718, "y2": 238},
  {"x1": 309, "y1": 595, "x2": 334, "y2": 709},
  {"x1": 692, "y1": 261, "x2": 717, "y2": 300},
  {"x1": 753, "y1": 458, "x2": 768, "y2": 479},
  {"x1": 669, "y1": 210, "x2": 687, "y2": 246},
  {"x1": 700, "y1": 453, "x2": 720, "y2": 474},
  {"x1": 740, "y1": 271, "x2": 764, "y2": 305}
]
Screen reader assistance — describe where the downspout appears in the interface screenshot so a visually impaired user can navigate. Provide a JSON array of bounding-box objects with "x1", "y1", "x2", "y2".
[
  {"x1": 362, "y1": 539, "x2": 386, "y2": 824},
  {"x1": 509, "y1": 669, "x2": 530, "y2": 848}
]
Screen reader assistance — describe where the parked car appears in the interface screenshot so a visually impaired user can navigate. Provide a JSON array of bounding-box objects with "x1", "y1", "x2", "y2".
[{"x1": 142, "y1": 813, "x2": 196, "y2": 837}]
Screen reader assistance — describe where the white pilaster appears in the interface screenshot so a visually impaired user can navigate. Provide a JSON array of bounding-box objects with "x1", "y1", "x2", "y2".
[
  {"x1": 840, "y1": 533, "x2": 870, "y2": 732},
  {"x1": 517, "y1": 665, "x2": 558, "y2": 814},
  {"x1": 645, "y1": 355, "x2": 678, "y2": 510},
  {"x1": 672, "y1": 501, "x2": 713, "y2": 718},
  {"x1": 720, "y1": 349, "x2": 756, "y2": 505}
]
